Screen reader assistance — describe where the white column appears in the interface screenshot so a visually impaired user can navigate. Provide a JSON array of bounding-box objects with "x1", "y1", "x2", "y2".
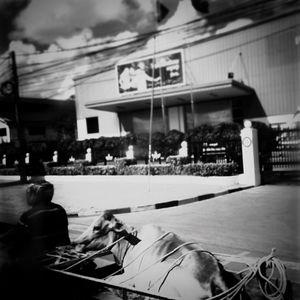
[{"x1": 239, "y1": 120, "x2": 261, "y2": 186}]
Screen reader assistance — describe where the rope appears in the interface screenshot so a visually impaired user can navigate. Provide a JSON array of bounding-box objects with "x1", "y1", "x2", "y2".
[
  {"x1": 256, "y1": 248, "x2": 287, "y2": 300},
  {"x1": 148, "y1": 248, "x2": 214, "y2": 292},
  {"x1": 117, "y1": 246, "x2": 287, "y2": 300},
  {"x1": 103, "y1": 231, "x2": 172, "y2": 280},
  {"x1": 58, "y1": 226, "x2": 288, "y2": 300},
  {"x1": 202, "y1": 248, "x2": 288, "y2": 300},
  {"x1": 117, "y1": 241, "x2": 206, "y2": 284},
  {"x1": 63, "y1": 235, "x2": 127, "y2": 271}
]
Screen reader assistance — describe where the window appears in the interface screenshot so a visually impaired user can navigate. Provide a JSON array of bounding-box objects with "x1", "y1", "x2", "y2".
[
  {"x1": 86, "y1": 117, "x2": 99, "y2": 134},
  {"x1": 0, "y1": 128, "x2": 7, "y2": 136}
]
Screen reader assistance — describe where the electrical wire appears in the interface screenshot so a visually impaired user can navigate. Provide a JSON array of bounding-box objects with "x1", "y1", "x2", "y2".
[
  {"x1": 7, "y1": 0, "x2": 298, "y2": 100},
  {"x1": 12, "y1": 0, "x2": 296, "y2": 57}
]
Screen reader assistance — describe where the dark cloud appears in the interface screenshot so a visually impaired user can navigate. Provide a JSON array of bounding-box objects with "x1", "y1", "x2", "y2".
[
  {"x1": 1, "y1": 0, "x2": 182, "y2": 53},
  {"x1": 0, "y1": 0, "x2": 30, "y2": 53}
]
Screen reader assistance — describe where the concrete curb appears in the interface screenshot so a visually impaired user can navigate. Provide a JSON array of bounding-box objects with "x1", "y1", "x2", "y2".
[{"x1": 68, "y1": 185, "x2": 254, "y2": 217}]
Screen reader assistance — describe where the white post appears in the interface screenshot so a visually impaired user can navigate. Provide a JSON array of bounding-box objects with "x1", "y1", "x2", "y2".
[
  {"x1": 239, "y1": 120, "x2": 261, "y2": 186},
  {"x1": 178, "y1": 141, "x2": 188, "y2": 157},
  {"x1": 126, "y1": 145, "x2": 134, "y2": 159},
  {"x1": 85, "y1": 148, "x2": 92, "y2": 162},
  {"x1": 53, "y1": 151, "x2": 58, "y2": 163},
  {"x1": 2, "y1": 154, "x2": 6, "y2": 166},
  {"x1": 25, "y1": 153, "x2": 30, "y2": 164}
]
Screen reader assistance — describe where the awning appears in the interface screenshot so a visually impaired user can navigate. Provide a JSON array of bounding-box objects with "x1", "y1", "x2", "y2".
[{"x1": 85, "y1": 79, "x2": 255, "y2": 113}]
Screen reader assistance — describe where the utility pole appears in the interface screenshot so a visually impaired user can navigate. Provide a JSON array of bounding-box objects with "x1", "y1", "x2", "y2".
[{"x1": 10, "y1": 51, "x2": 27, "y2": 183}]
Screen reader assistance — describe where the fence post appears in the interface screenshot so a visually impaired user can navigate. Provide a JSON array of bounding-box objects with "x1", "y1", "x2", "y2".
[
  {"x1": 239, "y1": 120, "x2": 261, "y2": 186},
  {"x1": 2, "y1": 154, "x2": 6, "y2": 166},
  {"x1": 25, "y1": 152, "x2": 30, "y2": 164},
  {"x1": 126, "y1": 145, "x2": 134, "y2": 159},
  {"x1": 85, "y1": 148, "x2": 92, "y2": 162},
  {"x1": 53, "y1": 151, "x2": 58, "y2": 163}
]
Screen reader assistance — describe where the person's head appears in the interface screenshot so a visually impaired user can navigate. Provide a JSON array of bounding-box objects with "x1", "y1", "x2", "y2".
[{"x1": 26, "y1": 181, "x2": 54, "y2": 206}]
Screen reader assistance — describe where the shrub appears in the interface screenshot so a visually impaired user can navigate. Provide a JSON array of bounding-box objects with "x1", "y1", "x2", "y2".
[
  {"x1": 166, "y1": 156, "x2": 191, "y2": 166},
  {"x1": 85, "y1": 165, "x2": 117, "y2": 175},
  {"x1": 43, "y1": 161, "x2": 238, "y2": 176},
  {"x1": 0, "y1": 168, "x2": 18, "y2": 175}
]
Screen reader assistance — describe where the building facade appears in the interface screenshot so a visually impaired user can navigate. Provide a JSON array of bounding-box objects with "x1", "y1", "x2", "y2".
[
  {"x1": 74, "y1": 10, "x2": 299, "y2": 141},
  {"x1": 0, "y1": 97, "x2": 76, "y2": 145}
]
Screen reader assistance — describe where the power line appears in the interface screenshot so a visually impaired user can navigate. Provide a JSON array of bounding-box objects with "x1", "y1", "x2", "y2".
[
  {"x1": 13, "y1": 1, "x2": 298, "y2": 79},
  {"x1": 12, "y1": 0, "x2": 295, "y2": 58},
  {"x1": 17, "y1": 20, "x2": 298, "y2": 96},
  {"x1": 11, "y1": 1, "x2": 298, "y2": 99},
  {"x1": 17, "y1": 34, "x2": 149, "y2": 80}
]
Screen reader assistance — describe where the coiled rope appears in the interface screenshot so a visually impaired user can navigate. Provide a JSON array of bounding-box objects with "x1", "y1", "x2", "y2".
[{"x1": 253, "y1": 248, "x2": 287, "y2": 300}]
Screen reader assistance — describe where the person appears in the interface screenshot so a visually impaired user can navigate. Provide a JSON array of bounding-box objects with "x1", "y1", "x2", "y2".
[
  {"x1": 132, "y1": 61, "x2": 161, "y2": 91},
  {"x1": 1, "y1": 181, "x2": 70, "y2": 262},
  {"x1": 119, "y1": 65, "x2": 137, "y2": 92},
  {"x1": 0, "y1": 181, "x2": 71, "y2": 300},
  {"x1": 20, "y1": 181, "x2": 70, "y2": 254}
]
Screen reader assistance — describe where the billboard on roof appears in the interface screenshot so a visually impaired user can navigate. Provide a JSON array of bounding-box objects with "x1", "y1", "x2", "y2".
[{"x1": 116, "y1": 50, "x2": 185, "y2": 94}]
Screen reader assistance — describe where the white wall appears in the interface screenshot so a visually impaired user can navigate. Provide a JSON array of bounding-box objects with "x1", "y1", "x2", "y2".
[
  {"x1": 77, "y1": 112, "x2": 120, "y2": 140},
  {"x1": 0, "y1": 121, "x2": 10, "y2": 143}
]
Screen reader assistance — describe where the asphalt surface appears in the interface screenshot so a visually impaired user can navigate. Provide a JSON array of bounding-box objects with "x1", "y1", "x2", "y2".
[{"x1": 0, "y1": 174, "x2": 299, "y2": 298}]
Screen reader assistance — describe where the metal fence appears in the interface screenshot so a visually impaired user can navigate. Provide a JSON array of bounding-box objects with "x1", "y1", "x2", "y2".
[{"x1": 264, "y1": 127, "x2": 300, "y2": 171}]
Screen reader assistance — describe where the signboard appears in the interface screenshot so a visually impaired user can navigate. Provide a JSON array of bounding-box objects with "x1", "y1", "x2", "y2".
[{"x1": 116, "y1": 50, "x2": 185, "y2": 94}]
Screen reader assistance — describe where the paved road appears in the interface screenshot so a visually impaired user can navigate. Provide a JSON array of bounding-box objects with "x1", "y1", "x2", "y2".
[
  {"x1": 69, "y1": 184, "x2": 299, "y2": 261},
  {"x1": 0, "y1": 175, "x2": 243, "y2": 221},
  {"x1": 68, "y1": 183, "x2": 300, "y2": 295}
]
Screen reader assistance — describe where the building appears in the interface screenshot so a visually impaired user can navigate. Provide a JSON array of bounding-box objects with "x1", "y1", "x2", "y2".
[
  {"x1": 0, "y1": 96, "x2": 76, "y2": 145},
  {"x1": 74, "y1": 6, "x2": 299, "y2": 141}
]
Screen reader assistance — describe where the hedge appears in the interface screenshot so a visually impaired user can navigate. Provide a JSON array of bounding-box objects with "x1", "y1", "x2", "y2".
[{"x1": 0, "y1": 162, "x2": 239, "y2": 176}]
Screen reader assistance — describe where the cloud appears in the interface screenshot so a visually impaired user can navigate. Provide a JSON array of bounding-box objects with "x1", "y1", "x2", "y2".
[
  {"x1": 4, "y1": 0, "x2": 289, "y2": 101},
  {"x1": 0, "y1": 0, "x2": 30, "y2": 53},
  {"x1": 10, "y1": 0, "x2": 159, "y2": 45}
]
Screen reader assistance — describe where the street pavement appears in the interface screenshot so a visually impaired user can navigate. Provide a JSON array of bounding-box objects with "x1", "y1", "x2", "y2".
[
  {"x1": 0, "y1": 174, "x2": 299, "y2": 297},
  {"x1": 0, "y1": 174, "x2": 245, "y2": 222}
]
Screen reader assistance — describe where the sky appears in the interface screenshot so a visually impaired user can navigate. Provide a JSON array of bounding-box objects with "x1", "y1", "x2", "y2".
[{"x1": 0, "y1": 0, "x2": 296, "y2": 100}]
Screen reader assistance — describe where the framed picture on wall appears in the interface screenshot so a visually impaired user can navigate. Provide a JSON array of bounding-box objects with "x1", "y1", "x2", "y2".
[{"x1": 116, "y1": 50, "x2": 185, "y2": 94}]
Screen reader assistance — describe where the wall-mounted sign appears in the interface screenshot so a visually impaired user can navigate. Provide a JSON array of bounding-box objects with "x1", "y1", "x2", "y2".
[
  {"x1": 242, "y1": 137, "x2": 252, "y2": 147},
  {"x1": 116, "y1": 50, "x2": 185, "y2": 94},
  {"x1": 0, "y1": 81, "x2": 14, "y2": 96}
]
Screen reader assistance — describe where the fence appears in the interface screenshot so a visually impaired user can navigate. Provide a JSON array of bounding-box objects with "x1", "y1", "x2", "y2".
[{"x1": 264, "y1": 127, "x2": 300, "y2": 171}]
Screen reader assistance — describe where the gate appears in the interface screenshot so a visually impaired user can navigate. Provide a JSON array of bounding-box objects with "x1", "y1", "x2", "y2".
[{"x1": 265, "y1": 127, "x2": 300, "y2": 171}]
